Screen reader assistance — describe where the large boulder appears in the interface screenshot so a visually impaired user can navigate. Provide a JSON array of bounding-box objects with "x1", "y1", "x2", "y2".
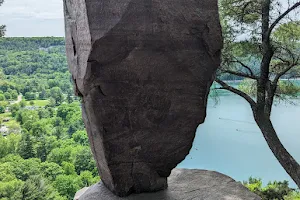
[
  {"x1": 76, "y1": 169, "x2": 261, "y2": 200},
  {"x1": 64, "y1": 0, "x2": 222, "y2": 197}
]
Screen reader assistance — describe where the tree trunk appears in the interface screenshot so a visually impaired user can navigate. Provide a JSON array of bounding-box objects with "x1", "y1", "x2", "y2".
[{"x1": 253, "y1": 111, "x2": 300, "y2": 188}]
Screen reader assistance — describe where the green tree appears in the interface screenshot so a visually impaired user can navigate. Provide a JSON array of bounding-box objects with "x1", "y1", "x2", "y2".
[
  {"x1": 40, "y1": 161, "x2": 64, "y2": 181},
  {"x1": 0, "y1": 163, "x2": 24, "y2": 200},
  {"x1": 244, "y1": 177, "x2": 295, "y2": 200},
  {"x1": 0, "y1": 105, "x2": 4, "y2": 113},
  {"x1": 10, "y1": 103, "x2": 20, "y2": 117},
  {"x1": 39, "y1": 89, "x2": 47, "y2": 100},
  {"x1": 20, "y1": 100, "x2": 26, "y2": 108},
  {"x1": 18, "y1": 132, "x2": 35, "y2": 159},
  {"x1": 0, "y1": 93, "x2": 5, "y2": 101},
  {"x1": 78, "y1": 171, "x2": 94, "y2": 187},
  {"x1": 285, "y1": 191, "x2": 300, "y2": 200},
  {"x1": 47, "y1": 146, "x2": 74, "y2": 165},
  {"x1": 72, "y1": 130, "x2": 89, "y2": 146},
  {"x1": 0, "y1": 134, "x2": 21, "y2": 158},
  {"x1": 25, "y1": 92, "x2": 36, "y2": 100},
  {"x1": 21, "y1": 175, "x2": 65, "y2": 200},
  {"x1": 62, "y1": 162, "x2": 76, "y2": 175},
  {"x1": 0, "y1": 136, "x2": 9, "y2": 158},
  {"x1": 74, "y1": 147, "x2": 97, "y2": 175},
  {"x1": 4, "y1": 91, "x2": 11, "y2": 100},
  {"x1": 217, "y1": 0, "x2": 300, "y2": 187},
  {"x1": 1, "y1": 156, "x2": 41, "y2": 181},
  {"x1": 54, "y1": 175, "x2": 80, "y2": 200},
  {"x1": 36, "y1": 137, "x2": 47, "y2": 162},
  {"x1": 11, "y1": 90, "x2": 18, "y2": 100},
  {"x1": 50, "y1": 87, "x2": 64, "y2": 105}
]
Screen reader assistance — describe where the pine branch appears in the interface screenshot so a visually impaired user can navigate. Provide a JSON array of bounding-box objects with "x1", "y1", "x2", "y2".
[
  {"x1": 222, "y1": 69, "x2": 258, "y2": 80},
  {"x1": 273, "y1": 64, "x2": 298, "y2": 85},
  {"x1": 268, "y1": 1, "x2": 300, "y2": 37},
  {"x1": 215, "y1": 78, "x2": 256, "y2": 107},
  {"x1": 231, "y1": 59, "x2": 256, "y2": 77}
]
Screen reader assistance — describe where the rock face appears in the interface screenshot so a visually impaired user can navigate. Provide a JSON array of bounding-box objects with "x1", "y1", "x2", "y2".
[
  {"x1": 64, "y1": 0, "x2": 222, "y2": 197},
  {"x1": 77, "y1": 169, "x2": 261, "y2": 200}
]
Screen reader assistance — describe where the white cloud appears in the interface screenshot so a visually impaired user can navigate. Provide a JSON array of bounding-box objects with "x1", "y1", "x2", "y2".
[
  {"x1": 0, "y1": 0, "x2": 63, "y2": 20},
  {"x1": 0, "y1": 0, "x2": 64, "y2": 36}
]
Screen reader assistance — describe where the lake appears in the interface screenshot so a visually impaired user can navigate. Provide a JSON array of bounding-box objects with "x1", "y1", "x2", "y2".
[{"x1": 178, "y1": 94, "x2": 300, "y2": 188}]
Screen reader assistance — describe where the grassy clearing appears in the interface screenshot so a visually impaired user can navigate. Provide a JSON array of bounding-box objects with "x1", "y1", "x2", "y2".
[
  {"x1": 0, "y1": 112, "x2": 20, "y2": 130},
  {"x1": 26, "y1": 100, "x2": 49, "y2": 107},
  {"x1": 0, "y1": 112, "x2": 11, "y2": 118}
]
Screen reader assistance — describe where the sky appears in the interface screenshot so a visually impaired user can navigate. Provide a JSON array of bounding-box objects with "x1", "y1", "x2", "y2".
[
  {"x1": 0, "y1": 0, "x2": 65, "y2": 37},
  {"x1": 0, "y1": 0, "x2": 295, "y2": 37}
]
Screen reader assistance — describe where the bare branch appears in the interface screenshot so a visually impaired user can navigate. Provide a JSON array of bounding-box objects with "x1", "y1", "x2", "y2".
[
  {"x1": 268, "y1": 1, "x2": 300, "y2": 36},
  {"x1": 273, "y1": 64, "x2": 298, "y2": 84},
  {"x1": 215, "y1": 78, "x2": 256, "y2": 107},
  {"x1": 231, "y1": 59, "x2": 255, "y2": 76},
  {"x1": 274, "y1": 56, "x2": 290, "y2": 64},
  {"x1": 221, "y1": 69, "x2": 258, "y2": 80}
]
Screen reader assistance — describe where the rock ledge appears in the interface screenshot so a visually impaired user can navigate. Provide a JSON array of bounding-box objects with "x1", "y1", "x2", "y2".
[{"x1": 76, "y1": 169, "x2": 261, "y2": 200}]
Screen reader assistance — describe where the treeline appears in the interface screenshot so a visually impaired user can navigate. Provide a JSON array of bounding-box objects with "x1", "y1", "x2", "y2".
[{"x1": 0, "y1": 37, "x2": 65, "y2": 51}]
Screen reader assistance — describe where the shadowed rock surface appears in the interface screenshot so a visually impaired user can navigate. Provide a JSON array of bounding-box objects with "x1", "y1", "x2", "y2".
[
  {"x1": 64, "y1": 0, "x2": 222, "y2": 197},
  {"x1": 76, "y1": 169, "x2": 261, "y2": 200}
]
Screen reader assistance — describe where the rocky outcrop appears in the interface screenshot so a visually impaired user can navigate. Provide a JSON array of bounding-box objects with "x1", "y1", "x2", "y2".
[
  {"x1": 76, "y1": 169, "x2": 261, "y2": 200},
  {"x1": 64, "y1": 0, "x2": 222, "y2": 197}
]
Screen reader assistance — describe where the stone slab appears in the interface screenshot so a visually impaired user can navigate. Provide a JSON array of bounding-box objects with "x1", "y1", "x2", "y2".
[{"x1": 78, "y1": 169, "x2": 261, "y2": 200}]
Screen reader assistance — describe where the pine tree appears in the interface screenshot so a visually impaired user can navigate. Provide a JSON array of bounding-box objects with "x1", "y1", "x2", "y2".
[{"x1": 18, "y1": 132, "x2": 35, "y2": 159}]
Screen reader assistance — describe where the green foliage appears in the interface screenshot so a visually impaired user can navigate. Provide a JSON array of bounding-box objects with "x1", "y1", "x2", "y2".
[
  {"x1": 74, "y1": 147, "x2": 97, "y2": 176},
  {"x1": 10, "y1": 103, "x2": 20, "y2": 117},
  {"x1": 0, "y1": 38, "x2": 72, "y2": 99},
  {"x1": 0, "y1": 93, "x2": 4, "y2": 101},
  {"x1": 0, "y1": 105, "x2": 4, "y2": 113},
  {"x1": 47, "y1": 146, "x2": 74, "y2": 166},
  {"x1": 219, "y1": 0, "x2": 261, "y2": 25},
  {"x1": 39, "y1": 162, "x2": 64, "y2": 181},
  {"x1": 243, "y1": 177, "x2": 298, "y2": 200},
  {"x1": 238, "y1": 79, "x2": 300, "y2": 98},
  {"x1": 238, "y1": 79, "x2": 257, "y2": 96},
  {"x1": 54, "y1": 175, "x2": 81, "y2": 200},
  {"x1": 21, "y1": 175, "x2": 63, "y2": 200},
  {"x1": 78, "y1": 171, "x2": 95, "y2": 188},
  {"x1": 18, "y1": 132, "x2": 35, "y2": 159},
  {"x1": 0, "y1": 38, "x2": 97, "y2": 200},
  {"x1": 284, "y1": 191, "x2": 300, "y2": 200},
  {"x1": 0, "y1": 37, "x2": 65, "y2": 51},
  {"x1": 0, "y1": 134, "x2": 21, "y2": 158},
  {"x1": 50, "y1": 87, "x2": 64, "y2": 105},
  {"x1": 62, "y1": 162, "x2": 76, "y2": 176},
  {"x1": 72, "y1": 130, "x2": 89, "y2": 146},
  {"x1": 277, "y1": 81, "x2": 300, "y2": 97},
  {"x1": 0, "y1": 179, "x2": 23, "y2": 200}
]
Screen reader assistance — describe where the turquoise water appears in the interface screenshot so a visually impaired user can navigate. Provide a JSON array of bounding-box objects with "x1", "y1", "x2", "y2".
[{"x1": 178, "y1": 94, "x2": 300, "y2": 188}]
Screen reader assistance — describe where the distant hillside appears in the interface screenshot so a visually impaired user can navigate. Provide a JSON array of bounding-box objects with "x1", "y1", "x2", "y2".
[
  {"x1": 0, "y1": 37, "x2": 65, "y2": 51},
  {"x1": 0, "y1": 37, "x2": 72, "y2": 99}
]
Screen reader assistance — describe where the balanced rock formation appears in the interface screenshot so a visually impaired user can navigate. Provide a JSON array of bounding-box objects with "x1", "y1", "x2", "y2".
[
  {"x1": 64, "y1": 0, "x2": 222, "y2": 197},
  {"x1": 76, "y1": 169, "x2": 261, "y2": 200}
]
